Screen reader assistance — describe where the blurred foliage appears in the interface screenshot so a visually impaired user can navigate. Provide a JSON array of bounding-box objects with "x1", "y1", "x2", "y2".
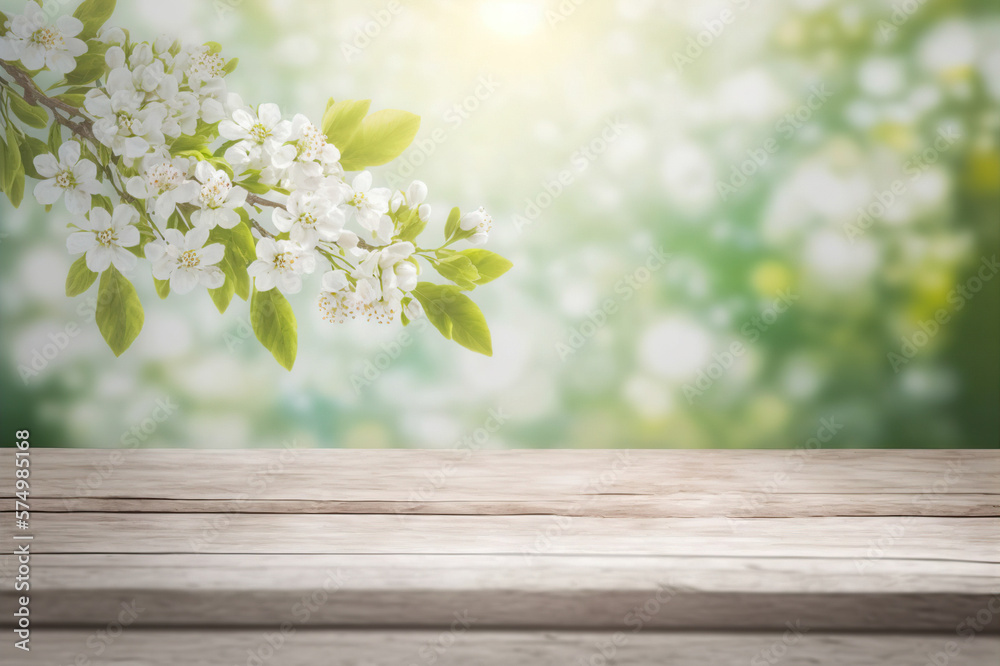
[{"x1": 1, "y1": 0, "x2": 997, "y2": 449}]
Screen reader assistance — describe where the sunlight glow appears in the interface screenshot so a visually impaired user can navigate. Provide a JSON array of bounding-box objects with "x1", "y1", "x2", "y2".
[{"x1": 480, "y1": 1, "x2": 545, "y2": 38}]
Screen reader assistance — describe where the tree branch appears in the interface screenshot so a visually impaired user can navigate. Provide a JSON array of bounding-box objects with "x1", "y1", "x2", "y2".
[{"x1": 1, "y1": 59, "x2": 377, "y2": 251}]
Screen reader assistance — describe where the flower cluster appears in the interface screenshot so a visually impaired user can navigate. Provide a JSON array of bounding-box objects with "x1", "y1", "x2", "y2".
[{"x1": 0, "y1": 0, "x2": 510, "y2": 368}]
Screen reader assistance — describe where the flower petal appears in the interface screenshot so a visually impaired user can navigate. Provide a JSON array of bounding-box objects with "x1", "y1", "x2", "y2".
[
  {"x1": 252, "y1": 269, "x2": 276, "y2": 292},
  {"x1": 110, "y1": 245, "x2": 138, "y2": 273},
  {"x1": 34, "y1": 154, "x2": 60, "y2": 178},
  {"x1": 64, "y1": 189, "x2": 91, "y2": 215},
  {"x1": 117, "y1": 228, "x2": 140, "y2": 249},
  {"x1": 201, "y1": 267, "x2": 226, "y2": 290},
  {"x1": 86, "y1": 245, "x2": 113, "y2": 273},
  {"x1": 58, "y1": 140, "x2": 81, "y2": 166},
  {"x1": 67, "y1": 231, "x2": 96, "y2": 255},
  {"x1": 170, "y1": 268, "x2": 199, "y2": 295},
  {"x1": 183, "y1": 226, "x2": 210, "y2": 250},
  {"x1": 199, "y1": 243, "x2": 225, "y2": 266},
  {"x1": 34, "y1": 179, "x2": 63, "y2": 205},
  {"x1": 257, "y1": 103, "x2": 281, "y2": 128}
]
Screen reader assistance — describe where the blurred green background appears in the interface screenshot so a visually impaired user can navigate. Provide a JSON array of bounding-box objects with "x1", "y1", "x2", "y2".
[{"x1": 1, "y1": 0, "x2": 997, "y2": 449}]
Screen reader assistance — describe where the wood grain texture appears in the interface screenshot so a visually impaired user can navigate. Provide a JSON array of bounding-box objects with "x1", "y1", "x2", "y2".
[
  {"x1": 0, "y1": 448, "x2": 996, "y2": 653},
  {"x1": 3, "y1": 630, "x2": 999, "y2": 666},
  {"x1": 2, "y1": 448, "x2": 996, "y2": 516},
  {"x1": 3, "y1": 553, "x2": 997, "y2": 631},
  {"x1": 4, "y1": 513, "x2": 997, "y2": 561}
]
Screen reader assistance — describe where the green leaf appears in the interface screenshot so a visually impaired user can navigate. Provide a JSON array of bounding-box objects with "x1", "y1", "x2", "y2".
[
  {"x1": 169, "y1": 134, "x2": 208, "y2": 154},
  {"x1": 47, "y1": 121, "x2": 63, "y2": 154},
  {"x1": 412, "y1": 282, "x2": 493, "y2": 356},
  {"x1": 458, "y1": 249, "x2": 513, "y2": 286},
  {"x1": 339, "y1": 109, "x2": 420, "y2": 171},
  {"x1": 321, "y1": 99, "x2": 371, "y2": 151},
  {"x1": 394, "y1": 206, "x2": 427, "y2": 243},
  {"x1": 432, "y1": 254, "x2": 480, "y2": 290},
  {"x1": 4, "y1": 125, "x2": 24, "y2": 207},
  {"x1": 154, "y1": 278, "x2": 170, "y2": 299},
  {"x1": 3, "y1": 125, "x2": 21, "y2": 192},
  {"x1": 53, "y1": 93, "x2": 86, "y2": 109},
  {"x1": 8, "y1": 168, "x2": 24, "y2": 208},
  {"x1": 232, "y1": 211, "x2": 258, "y2": 260},
  {"x1": 18, "y1": 136, "x2": 49, "y2": 180},
  {"x1": 65, "y1": 53, "x2": 108, "y2": 85},
  {"x1": 208, "y1": 275, "x2": 235, "y2": 313},
  {"x1": 250, "y1": 288, "x2": 297, "y2": 370},
  {"x1": 223, "y1": 57, "x2": 239, "y2": 74},
  {"x1": 66, "y1": 256, "x2": 98, "y2": 297},
  {"x1": 207, "y1": 226, "x2": 250, "y2": 309},
  {"x1": 444, "y1": 207, "x2": 461, "y2": 240},
  {"x1": 9, "y1": 95, "x2": 49, "y2": 129},
  {"x1": 0, "y1": 136, "x2": 6, "y2": 195},
  {"x1": 237, "y1": 179, "x2": 270, "y2": 195},
  {"x1": 92, "y1": 194, "x2": 114, "y2": 214},
  {"x1": 73, "y1": 0, "x2": 117, "y2": 41},
  {"x1": 95, "y1": 265, "x2": 144, "y2": 357}
]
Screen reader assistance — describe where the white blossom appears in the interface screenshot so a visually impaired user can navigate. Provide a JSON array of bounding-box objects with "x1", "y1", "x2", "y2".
[
  {"x1": 0, "y1": 2, "x2": 86, "y2": 74},
  {"x1": 268, "y1": 114, "x2": 341, "y2": 189},
  {"x1": 344, "y1": 171, "x2": 391, "y2": 241},
  {"x1": 317, "y1": 268, "x2": 399, "y2": 324},
  {"x1": 460, "y1": 206, "x2": 493, "y2": 246},
  {"x1": 66, "y1": 205, "x2": 140, "y2": 273},
  {"x1": 178, "y1": 45, "x2": 227, "y2": 86},
  {"x1": 247, "y1": 238, "x2": 316, "y2": 294},
  {"x1": 144, "y1": 227, "x2": 226, "y2": 294},
  {"x1": 220, "y1": 103, "x2": 291, "y2": 171},
  {"x1": 318, "y1": 243, "x2": 414, "y2": 324},
  {"x1": 105, "y1": 46, "x2": 179, "y2": 101},
  {"x1": 404, "y1": 299, "x2": 425, "y2": 321},
  {"x1": 33, "y1": 141, "x2": 101, "y2": 215},
  {"x1": 191, "y1": 161, "x2": 247, "y2": 229},
  {"x1": 272, "y1": 190, "x2": 345, "y2": 248},
  {"x1": 126, "y1": 157, "x2": 199, "y2": 219},
  {"x1": 84, "y1": 88, "x2": 167, "y2": 160}
]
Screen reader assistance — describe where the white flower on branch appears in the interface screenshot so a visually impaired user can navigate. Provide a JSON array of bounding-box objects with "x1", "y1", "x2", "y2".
[
  {"x1": 318, "y1": 267, "x2": 402, "y2": 326},
  {"x1": 319, "y1": 242, "x2": 415, "y2": 325},
  {"x1": 84, "y1": 88, "x2": 167, "y2": 160},
  {"x1": 220, "y1": 103, "x2": 291, "y2": 171},
  {"x1": 0, "y1": 2, "x2": 510, "y2": 363},
  {"x1": 191, "y1": 161, "x2": 247, "y2": 230},
  {"x1": 268, "y1": 114, "x2": 341, "y2": 190},
  {"x1": 66, "y1": 205, "x2": 140, "y2": 274},
  {"x1": 376, "y1": 241, "x2": 419, "y2": 295},
  {"x1": 460, "y1": 206, "x2": 494, "y2": 246},
  {"x1": 144, "y1": 227, "x2": 226, "y2": 294},
  {"x1": 126, "y1": 157, "x2": 199, "y2": 220},
  {"x1": 105, "y1": 44, "x2": 179, "y2": 101},
  {"x1": 248, "y1": 238, "x2": 317, "y2": 294},
  {"x1": 0, "y1": 1, "x2": 86, "y2": 74},
  {"x1": 343, "y1": 171, "x2": 392, "y2": 242},
  {"x1": 33, "y1": 141, "x2": 101, "y2": 215},
  {"x1": 272, "y1": 190, "x2": 345, "y2": 249},
  {"x1": 177, "y1": 45, "x2": 227, "y2": 86},
  {"x1": 389, "y1": 180, "x2": 432, "y2": 222}
]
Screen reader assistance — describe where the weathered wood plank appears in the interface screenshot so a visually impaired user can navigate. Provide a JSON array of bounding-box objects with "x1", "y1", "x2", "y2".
[
  {"x1": 3, "y1": 513, "x2": 996, "y2": 561},
  {"x1": 3, "y1": 630, "x2": 999, "y2": 666},
  {"x1": 2, "y1": 448, "x2": 995, "y2": 516},
  {"x1": 21, "y1": 494, "x2": 1000, "y2": 517},
  {"x1": 2, "y1": 449, "x2": 995, "y2": 642},
  {"x1": 3, "y1": 553, "x2": 997, "y2": 631}
]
